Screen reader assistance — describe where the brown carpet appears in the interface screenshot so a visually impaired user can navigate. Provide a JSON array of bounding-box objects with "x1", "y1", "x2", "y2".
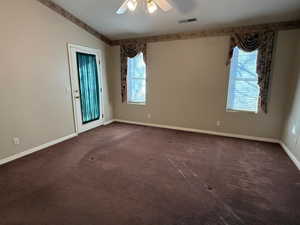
[{"x1": 0, "y1": 122, "x2": 300, "y2": 225}]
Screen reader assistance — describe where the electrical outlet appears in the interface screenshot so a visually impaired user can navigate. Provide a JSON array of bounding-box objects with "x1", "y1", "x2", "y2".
[
  {"x1": 216, "y1": 121, "x2": 221, "y2": 127},
  {"x1": 147, "y1": 114, "x2": 152, "y2": 119},
  {"x1": 13, "y1": 137, "x2": 20, "y2": 145}
]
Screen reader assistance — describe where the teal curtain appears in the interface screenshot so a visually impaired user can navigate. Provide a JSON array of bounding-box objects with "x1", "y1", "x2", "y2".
[{"x1": 76, "y1": 52, "x2": 100, "y2": 124}]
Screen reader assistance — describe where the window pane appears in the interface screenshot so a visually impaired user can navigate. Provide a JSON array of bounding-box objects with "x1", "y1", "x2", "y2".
[
  {"x1": 76, "y1": 52, "x2": 100, "y2": 124},
  {"x1": 235, "y1": 50, "x2": 258, "y2": 80},
  {"x1": 227, "y1": 47, "x2": 259, "y2": 112},
  {"x1": 230, "y1": 80, "x2": 259, "y2": 112},
  {"x1": 127, "y1": 53, "x2": 146, "y2": 103},
  {"x1": 129, "y1": 79, "x2": 146, "y2": 103},
  {"x1": 128, "y1": 53, "x2": 146, "y2": 79}
]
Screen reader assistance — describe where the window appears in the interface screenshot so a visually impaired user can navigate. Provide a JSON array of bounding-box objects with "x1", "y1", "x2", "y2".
[
  {"x1": 227, "y1": 47, "x2": 260, "y2": 113},
  {"x1": 127, "y1": 52, "x2": 147, "y2": 104}
]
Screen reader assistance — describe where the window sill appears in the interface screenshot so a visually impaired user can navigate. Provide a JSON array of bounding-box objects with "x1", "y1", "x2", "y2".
[
  {"x1": 127, "y1": 102, "x2": 146, "y2": 106},
  {"x1": 226, "y1": 109, "x2": 258, "y2": 114}
]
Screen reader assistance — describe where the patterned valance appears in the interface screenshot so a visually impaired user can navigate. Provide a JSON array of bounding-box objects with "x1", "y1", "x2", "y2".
[
  {"x1": 227, "y1": 31, "x2": 276, "y2": 113},
  {"x1": 120, "y1": 41, "x2": 147, "y2": 103}
]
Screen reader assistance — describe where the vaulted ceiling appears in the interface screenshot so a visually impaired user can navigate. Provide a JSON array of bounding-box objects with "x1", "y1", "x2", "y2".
[{"x1": 51, "y1": 0, "x2": 300, "y2": 40}]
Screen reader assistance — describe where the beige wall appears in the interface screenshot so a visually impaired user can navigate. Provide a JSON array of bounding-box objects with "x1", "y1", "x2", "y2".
[
  {"x1": 282, "y1": 34, "x2": 300, "y2": 162},
  {"x1": 111, "y1": 30, "x2": 300, "y2": 139},
  {"x1": 0, "y1": 0, "x2": 113, "y2": 160},
  {"x1": 1, "y1": 0, "x2": 299, "y2": 163}
]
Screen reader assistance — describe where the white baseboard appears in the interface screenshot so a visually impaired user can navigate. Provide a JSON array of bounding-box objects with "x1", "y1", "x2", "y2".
[
  {"x1": 2, "y1": 120, "x2": 299, "y2": 171},
  {"x1": 0, "y1": 133, "x2": 77, "y2": 166},
  {"x1": 115, "y1": 119, "x2": 300, "y2": 170},
  {"x1": 103, "y1": 120, "x2": 114, "y2": 126},
  {"x1": 280, "y1": 141, "x2": 300, "y2": 170},
  {"x1": 114, "y1": 119, "x2": 279, "y2": 143},
  {"x1": 0, "y1": 120, "x2": 112, "y2": 167}
]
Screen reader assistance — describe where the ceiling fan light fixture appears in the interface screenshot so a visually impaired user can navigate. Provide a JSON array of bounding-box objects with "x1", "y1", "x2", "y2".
[
  {"x1": 127, "y1": 0, "x2": 138, "y2": 11},
  {"x1": 147, "y1": 0, "x2": 158, "y2": 14},
  {"x1": 116, "y1": 0, "x2": 172, "y2": 15}
]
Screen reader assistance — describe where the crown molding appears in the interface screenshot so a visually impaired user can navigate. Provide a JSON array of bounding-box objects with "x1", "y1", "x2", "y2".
[
  {"x1": 111, "y1": 20, "x2": 300, "y2": 45},
  {"x1": 35, "y1": 0, "x2": 300, "y2": 47},
  {"x1": 36, "y1": 0, "x2": 113, "y2": 46}
]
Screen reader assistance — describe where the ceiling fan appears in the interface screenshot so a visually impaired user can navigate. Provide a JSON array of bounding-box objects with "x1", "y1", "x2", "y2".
[{"x1": 116, "y1": 0, "x2": 173, "y2": 14}]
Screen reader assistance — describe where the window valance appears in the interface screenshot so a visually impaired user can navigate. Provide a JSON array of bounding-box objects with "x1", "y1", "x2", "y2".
[{"x1": 120, "y1": 41, "x2": 147, "y2": 103}]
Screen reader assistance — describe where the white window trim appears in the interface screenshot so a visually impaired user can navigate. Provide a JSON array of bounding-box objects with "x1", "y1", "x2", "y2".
[
  {"x1": 126, "y1": 54, "x2": 148, "y2": 105},
  {"x1": 127, "y1": 101, "x2": 147, "y2": 105},
  {"x1": 226, "y1": 108, "x2": 259, "y2": 114}
]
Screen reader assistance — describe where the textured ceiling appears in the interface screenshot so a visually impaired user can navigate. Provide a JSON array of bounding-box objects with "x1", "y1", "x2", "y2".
[{"x1": 51, "y1": 0, "x2": 300, "y2": 40}]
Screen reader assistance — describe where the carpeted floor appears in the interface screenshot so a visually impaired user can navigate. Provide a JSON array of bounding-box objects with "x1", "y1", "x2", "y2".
[{"x1": 0, "y1": 122, "x2": 300, "y2": 225}]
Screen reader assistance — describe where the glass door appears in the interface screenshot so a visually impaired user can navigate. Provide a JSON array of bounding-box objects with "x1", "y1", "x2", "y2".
[{"x1": 68, "y1": 44, "x2": 104, "y2": 133}]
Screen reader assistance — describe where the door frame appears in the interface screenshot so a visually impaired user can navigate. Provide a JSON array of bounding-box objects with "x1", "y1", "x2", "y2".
[{"x1": 67, "y1": 43, "x2": 105, "y2": 134}]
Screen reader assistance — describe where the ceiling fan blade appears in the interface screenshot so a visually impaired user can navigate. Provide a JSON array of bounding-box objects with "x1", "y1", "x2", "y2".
[
  {"x1": 153, "y1": 0, "x2": 172, "y2": 11},
  {"x1": 116, "y1": 0, "x2": 130, "y2": 14}
]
